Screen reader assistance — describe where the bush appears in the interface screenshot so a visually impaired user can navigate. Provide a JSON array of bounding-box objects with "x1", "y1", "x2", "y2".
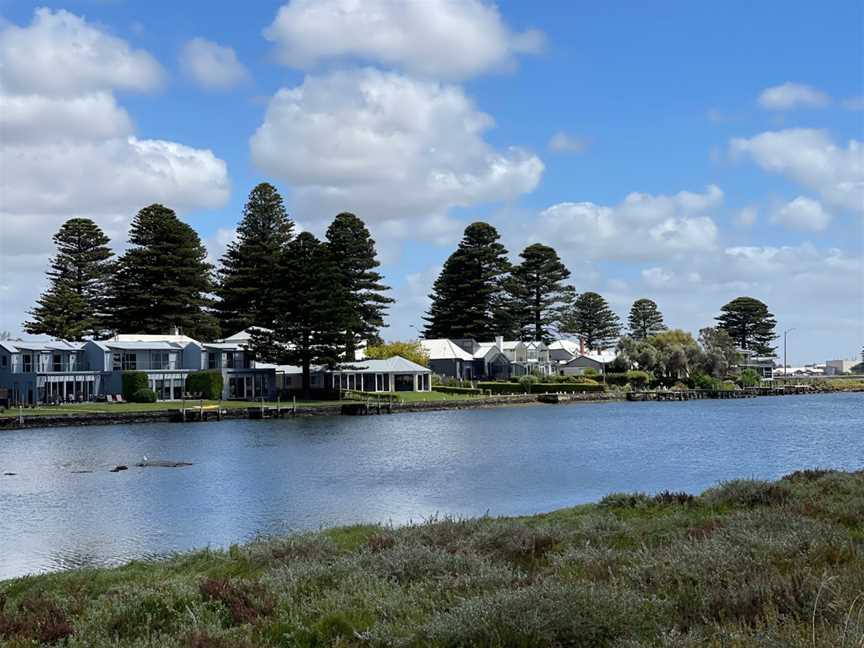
[
  {"x1": 721, "y1": 380, "x2": 737, "y2": 391},
  {"x1": 691, "y1": 372, "x2": 720, "y2": 390},
  {"x1": 432, "y1": 386, "x2": 481, "y2": 396},
  {"x1": 625, "y1": 370, "x2": 651, "y2": 389},
  {"x1": 121, "y1": 372, "x2": 148, "y2": 400},
  {"x1": 186, "y1": 370, "x2": 224, "y2": 400},
  {"x1": 477, "y1": 382, "x2": 605, "y2": 395},
  {"x1": 130, "y1": 388, "x2": 157, "y2": 403},
  {"x1": 739, "y1": 368, "x2": 761, "y2": 387},
  {"x1": 518, "y1": 375, "x2": 538, "y2": 388},
  {"x1": 604, "y1": 372, "x2": 630, "y2": 387}
]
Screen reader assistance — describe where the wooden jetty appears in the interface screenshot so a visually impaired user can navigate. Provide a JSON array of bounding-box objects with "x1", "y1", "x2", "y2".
[
  {"x1": 340, "y1": 401, "x2": 393, "y2": 415},
  {"x1": 626, "y1": 385, "x2": 814, "y2": 402}
]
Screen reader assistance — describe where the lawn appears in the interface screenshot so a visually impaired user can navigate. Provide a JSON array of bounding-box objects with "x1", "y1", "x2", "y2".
[{"x1": 1, "y1": 469, "x2": 862, "y2": 646}]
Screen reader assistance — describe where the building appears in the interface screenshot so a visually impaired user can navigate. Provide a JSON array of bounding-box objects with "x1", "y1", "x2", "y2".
[
  {"x1": 824, "y1": 359, "x2": 859, "y2": 375},
  {"x1": 558, "y1": 350, "x2": 617, "y2": 377},
  {"x1": 329, "y1": 357, "x2": 432, "y2": 392},
  {"x1": 0, "y1": 340, "x2": 101, "y2": 404},
  {"x1": 420, "y1": 339, "x2": 475, "y2": 380}
]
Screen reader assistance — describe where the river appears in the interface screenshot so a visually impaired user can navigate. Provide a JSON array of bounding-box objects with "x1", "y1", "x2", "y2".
[{"x1": 1, "y1": 393, "x2": 861, "y2": 580}]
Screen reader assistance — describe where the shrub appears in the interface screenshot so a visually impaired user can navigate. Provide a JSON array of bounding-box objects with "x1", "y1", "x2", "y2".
[
  {"x1": 739, "y1": 368, "x2": 761, "y2": 387},
  {"x1": 186, "y1": 370, "x2": 224, "y2": 400},
  {"x1": 478, "y1": 381, "x2": 528, "y2": 394},
  {"x1": 582, "y1": 367, "x2": 600, "y2": 378},
  {"x1": 721, "y1": 380, "x2": 737, "y2": 391},
  {"x1": 130, "y1": 388, "x2": 156, "y2": 403},
  {"x1": 691, "y1": 372, "x2": 720, "y2": 390},
  {"x1": 625, "y1": 370, "x2": 651, "y2": 389},
  {"x1": 604, "y1": 372, "x2": 630, "y2": 387},
  {"x1": 518, "y1": 375, "x2": 538, "y2": 388},
  {"x1": 121, "y1": 371, "x2": 148, "y2": 400},
  {"x1": 702, "y1": 479, "x2": 791, "y2": 509},
  {"x1": 531, "y1": 382, "x2": 605, "y2": 394},
  {"x1": 432, "y1": 385, "x2": 482, "y2": 396}
]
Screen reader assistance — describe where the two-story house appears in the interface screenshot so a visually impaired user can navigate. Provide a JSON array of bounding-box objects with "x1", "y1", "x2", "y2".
[{"x1": 0, "y1": 340, "x2": 101, "y2": 405}]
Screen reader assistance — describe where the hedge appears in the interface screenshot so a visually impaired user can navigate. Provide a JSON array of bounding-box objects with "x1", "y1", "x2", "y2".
[
  {"x1": 478, "y1": 382, "x2": 606, "y2": 395},
  {"x1": 432, "y1": 386, "x2": 482, "y2": 395},
  {"x1": 185, "y1": 370, "x2": 224, "y2": 400},
  {"x1": 131, "y1": 388, "x2": 156, "y2": 403},
  {"x1": 604, "y1": 373, "x2": 630, "y2": 387},
  {"x1": 121, "y1": 372, "x2": 148, "y2": 400}
]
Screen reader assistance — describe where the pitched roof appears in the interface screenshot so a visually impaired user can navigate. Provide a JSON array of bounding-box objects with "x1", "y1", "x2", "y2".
[
  {"x1": 473, "y1": 342, "x2": 506, "y2": 359},
  {"x1": 101, "y1": 341, "x2": 185, "y2": 351},
  {"x1": 108, "y1": 333, "x2": 199, "y2": 344},
  {"x1": 0, "y1": 340, "x2": 81, "y2": 352},
  {"x1": 419, "y1": 339, "x2": 473, "y2": 361},
  {"x1": 548, "y1": 340, "x2": 580, "y2": 355},
  {"x1": 336, "y1": 356, "x2": 431, "y2": 373}
]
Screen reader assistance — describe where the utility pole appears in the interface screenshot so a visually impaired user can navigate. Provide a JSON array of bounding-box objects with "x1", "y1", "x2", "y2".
[{"x1": 783, "y1": 328, "x2": 795, "y2": 382}]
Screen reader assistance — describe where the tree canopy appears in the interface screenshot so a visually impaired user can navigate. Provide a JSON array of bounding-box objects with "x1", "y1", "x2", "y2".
[
  {"x1": 24, "y1": 218, "x2": 113, "y2": 340},
  {"x1": 365, "y1": 340, "x2": 429, "y2": 367},
  {"x1": 325, "y1": 212, "x2": 393, "y2": 359},
  {"x1": 627, "y1": 298, "x2": 667, "y2": 340},
  {"x1": 561, "y1": 292, "x2": 621, "y2": 350},
  {"x1": 423, "y1": 222, "x2": 511, "y2": 340},
  {"x1": 715, "y1": 297, "x2": 777, "y2": 356},
  {"x1": 215, "y1": 183, "x2": 294, "y2": 335},
  {"x1": 107, "y1": 204, "x2": 219, "y2": 340},
  {"x1": 508, "y1": 243, "x2": 573, "y2": 342}
]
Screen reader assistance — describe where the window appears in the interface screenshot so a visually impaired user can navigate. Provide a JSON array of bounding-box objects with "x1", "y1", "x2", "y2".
[
  {"x1": 208, "y1": 352, "x2": 217, "y2": 369},
  {"x1": 22, "y1": 354, "x2": 32, "y2": 373},
  {"x1": 1, "y1": 355, "x2": 6, "y2": 368},
  {"x1": 52, "y1": 353, "x2": 62, "y2": 372},
  {"x1": 121, "y1": 352, "x2": 137, "y2": 370},
  {"x1": 151, "y1": 351, "x2": 169, "y2": 370},
  {"x1": 112, "y1": 353, "x2": 122, "y2": 371},
  {"x1": 225, "y1": 352, "x2": 235, "y2": 369}
]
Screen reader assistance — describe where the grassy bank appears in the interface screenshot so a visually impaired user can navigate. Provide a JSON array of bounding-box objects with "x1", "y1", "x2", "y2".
[{"x1": 2, "y1": 471, "x2": 863, "y2": 646}]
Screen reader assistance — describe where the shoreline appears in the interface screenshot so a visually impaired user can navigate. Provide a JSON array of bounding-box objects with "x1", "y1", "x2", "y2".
[{"x1": 1, "y1": 387, "x2": 861, "y2": 430}]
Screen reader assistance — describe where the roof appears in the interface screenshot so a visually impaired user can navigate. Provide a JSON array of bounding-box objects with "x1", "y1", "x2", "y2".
[
  {"x1": 101, "y1": 341, "x2": 185, "y2": 351},
  {"x1": 420, "y1": 339, "x2": 473, "y2": 361},
  {"x1": 473, "y1": 342, "x2": 506, "y2": 359},
  {"x1": 0, "y1": 340, "x2": 82, "y2": 352},
  {"x1": 563, "y1": 350, "x2": 617, "y2": 365},
  {"x1": 202, "y1": 342, "x2": 246, "y2": 350},
  {"x1": 501, "y1": 340, "x2": 523, "y2": 350},
  {"x1": 108, "y1": 333, "x2": 200, "y2": 344},
  {"x1": 335, "y1": 356, "x2": 431, "y2": 373},
  {"x1": 548, "y1": 340, "x2": 580, "y2": 355}
]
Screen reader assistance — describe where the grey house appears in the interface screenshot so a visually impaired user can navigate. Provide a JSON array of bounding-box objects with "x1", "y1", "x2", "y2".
[
  {"x1": 420, "y1": 339, "x2": 476, "y2": 380},
  {"x1": 0, "y1": 340, "x2": 101, "y2": 405}
]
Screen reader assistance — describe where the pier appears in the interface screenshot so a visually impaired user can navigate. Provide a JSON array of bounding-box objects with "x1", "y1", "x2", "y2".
[{"x1": 626, "y1": 385, "x2": 814, "y2": 401}]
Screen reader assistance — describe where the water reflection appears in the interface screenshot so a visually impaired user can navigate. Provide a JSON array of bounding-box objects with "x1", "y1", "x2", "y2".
[{"x1": 1, "y1": 393, "x2": 862, "y2": 580}]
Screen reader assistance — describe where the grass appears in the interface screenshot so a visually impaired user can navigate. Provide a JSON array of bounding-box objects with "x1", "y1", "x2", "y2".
[{"x1": 2, "y1": 469, "x2": 863, "y2": 646}]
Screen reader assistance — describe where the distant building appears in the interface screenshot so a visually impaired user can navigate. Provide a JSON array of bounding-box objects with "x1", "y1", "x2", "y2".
[
  {"x1": 558, "y1": 350, "x2": 617, "y2": 377},
  {"x1": 824, "y1": 359, "x2": 859, "y2": 375}
]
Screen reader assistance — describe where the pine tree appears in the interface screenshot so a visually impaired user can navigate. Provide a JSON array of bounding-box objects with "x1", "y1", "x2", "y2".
[
  {"x1": 423, "y1": 222, "x2": 511, "y2": 340},
  {"x1": 250, "y1": 232, "x2": 350, "y2": 396},
  {"x1": 215, "y1": 183, "x2": 294, "y2": 335},
  {"x1": 561, "y1": 292, "x2": 622, "y2": 350},
  {"x1": 325, "y1": 212, "x2": 393, "y2": 359},
  {"x1": 24, "y1": 218, "x2": 113, "y2": 340},
  {"x1": 107, "y1": 204, "x2": 219, "y2": 340},
  {"x1": 508, "y1": 243, "x2": 574, "y2": 342},
  {"x1": 715, "y1": 296, "x2": 777, "y2": 356},
  {"x1": 627, "y1": 298, "x2": 667, "y2": 340}
]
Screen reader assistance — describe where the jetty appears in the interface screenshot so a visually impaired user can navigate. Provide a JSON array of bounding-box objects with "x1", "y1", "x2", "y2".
[{"x1": 626, "y1": 385, "x2": 814, "y2": 401}]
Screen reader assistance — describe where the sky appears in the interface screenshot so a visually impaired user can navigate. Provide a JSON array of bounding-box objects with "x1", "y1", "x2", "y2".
[{"x1": 0, "y1": 0, "x2": 862, "y2": 364}]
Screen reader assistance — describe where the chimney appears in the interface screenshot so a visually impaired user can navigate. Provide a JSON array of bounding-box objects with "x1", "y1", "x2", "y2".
[
  {"x1": 496, "y1": 335, "x2": 503, "y2": 352},
  {"x1": 171, "y1": 325, "x2": 180, "y2": 336},
  {"x1": 579, "y1": 337, "x2": 585, "y2": 355}
]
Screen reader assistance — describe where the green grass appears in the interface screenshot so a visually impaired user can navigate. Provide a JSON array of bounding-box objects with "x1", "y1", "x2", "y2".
[{"x1": 2, "y1": 469, "x2": 863, "y2": 646}]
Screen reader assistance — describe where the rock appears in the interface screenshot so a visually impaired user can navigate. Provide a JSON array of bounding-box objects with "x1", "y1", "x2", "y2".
[
  {"x1": 71, "y1": 470, "x2": 93, "y2": 474},
  {"x1": 109, "y1": 465, "x2": 128, "y2": 473},
  {"x1": 3, "y1": 472, "x2": 16, "y2": 476},
  {"x1": 135, "y1": 460, "x2": 193, "y2": 468}
]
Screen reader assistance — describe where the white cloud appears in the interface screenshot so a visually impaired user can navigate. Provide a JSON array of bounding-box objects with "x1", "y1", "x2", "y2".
[
  {"x1": 730, "y1": 129, "x2": 864, "y2": 214},
  {"x1": 0, "y1": 8, "x2": 163, "y2": 96},
  {"x1": 735, "y1": 206, "x2": 758, "y2": 227},
  {"x1": 757, "y1": 82, "x2": 830, "y2": 111},
  {"x1": 0, "y1": 10, "x2": 230, "y2": 336},
  {"x1": 771, "y1": 196, "x2": 831, "y2": 232},
  {"x1": 250, "y1": 68, "x2": 543, "y2": 239},
  {"x1": 180, "y1": 37, "x2": 249, "y2": 90},
  {"x1": 531, "y1": 185, "x2": 722, "y2": 263},
  {"x1": 548, "y1": 132, "x2": 590, "y2": 153},
  {"x1": 263, "y1": 0, "x2": 543, "y2": 80}
]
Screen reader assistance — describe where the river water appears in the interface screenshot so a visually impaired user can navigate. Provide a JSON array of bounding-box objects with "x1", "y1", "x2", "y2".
[{"x1": 1, "y1": 393, "x2": 861, "y2": 580}]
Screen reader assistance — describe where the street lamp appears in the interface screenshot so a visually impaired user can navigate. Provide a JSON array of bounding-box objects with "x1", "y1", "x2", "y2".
[{"x1": 783, "y1": 328, "x2": 795, "y2": 380}]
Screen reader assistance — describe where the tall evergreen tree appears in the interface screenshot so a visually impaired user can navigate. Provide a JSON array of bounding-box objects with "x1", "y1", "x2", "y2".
[
  {"x1": 249, "y1": 232, "x2": 350, "y2": 396},
  {"x1": 24, "y1": 218, "x2": 113, "y2": 340},
  {"x1": 107, "y1": 204, "x2": 219, "y2": 340},
  {"x1": 561, "y1": 291, "x2": 622, "y2": 350},
  {"x1": 508, "y1": 243, "x2": 574, "y2": 342},
  {"x1": 627, "y1": 298, "x2": 667, "y2": 340},
  {"x1": 715, "y1": 296, "x2": 777, "y2": 356},
  {"x1": 325, "y1": 212, "x2": 393, "y2": 359},
  {"x1": 215, "y1": 183, "x2": 294, "y2": 335},
  {"x1": 423, "y1": 222, "x2": 511, "y2": 340}
]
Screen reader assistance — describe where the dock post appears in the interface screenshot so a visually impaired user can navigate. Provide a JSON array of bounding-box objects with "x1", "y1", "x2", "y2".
[
  {"x1": 292, "y1": 395, "x2": 296, "y2": 415},
  {"x1": 218, "y1": 398, "x2": 222, "y2": 421}
]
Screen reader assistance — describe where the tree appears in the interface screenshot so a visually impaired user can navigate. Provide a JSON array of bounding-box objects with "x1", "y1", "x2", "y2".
[
  {"x1": 107, "y1": 204, "x2": 219, "y2": 340},
  {"x1": 249, "y1": 232, "x2": 350, "y2": 396},
  {"x1": 423, "y1": 222, "x2": 512, "y2": 340},
  {"x1": 215, "y1": 183, "x2": 294, "y2": 335},
  {"x1": 24, "y1": 218, "x2": 113, "y2": 339},
  {"x1": 325, "y1": 213, "x2": 393, "y2": 359},
  {"x1": 715, "y1": 297, "x2": 777, "y2": 356},
  {"x1": 364, "y1": 341, "x2": 429, "y2": 367},
  {"x1": 698, "y1": 327, "x2": 741, "y2": 379},
  {"x1": 508, "y1": 243, "x2": 574, "y2": 342},
  {"x1": 627, "y1": 298, "x2": 667, "y2": 340},
  {"x1": 648, "y1": 330, "x2": 704, "y2": 380},
  {"x1": 561, "y1": 292, "x2": 621, "y2": 350}
]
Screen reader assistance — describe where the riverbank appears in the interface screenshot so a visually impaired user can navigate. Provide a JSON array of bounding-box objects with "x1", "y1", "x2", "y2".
[{"x1": 1, "y1": 469, "x2": 861, "y2": 646}]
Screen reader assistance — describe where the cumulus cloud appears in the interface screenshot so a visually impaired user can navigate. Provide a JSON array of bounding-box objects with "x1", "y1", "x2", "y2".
[
  {"x1": 771, "y1": 196, "x2": 831, "y2": 232},
  {"x1": 263, "y1": 0, "x2": 543, "y2": 79},
  {"x1": 531, "y1": 185, "x2": 723, "y2": 263},
  {"x1": 180, "y1": 37, "x2": 249, "y2": 90},
  {"x1": 0, "y1": 9, "x2": 230, "y2": 336},
  {"x1": 548, "y1": 132, "x2": 591, "y2": 153},
  {"x1": 757, "y1": 82, "x2": 830, "y2": 110},
  {"x1": 730, "y1": 129, "x2": 864, "y2": 214},
  {"x1": 250, "y1": 68, "x2": 543, "y2": 240}
]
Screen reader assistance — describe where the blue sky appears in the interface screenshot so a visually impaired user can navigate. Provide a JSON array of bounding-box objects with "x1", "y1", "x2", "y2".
[{"x1": 0, "y1": 1, "x2": 862, "y2": 363}]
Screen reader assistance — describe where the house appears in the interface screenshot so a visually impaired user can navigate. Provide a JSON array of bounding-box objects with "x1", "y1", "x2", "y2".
[
  {"x1": 824, "y1": 359, "x2": 859, "y2": 375},
  {"x1": 738, "y1": 353, "x2": 775, "y2": 381},
  {"x1": 559, "y1": 350, "x2": 617, "y2": 377},
  {"x1": 84, "y1": 339, "x2": 194, "y2": 401},
  {"x1": 420, "y1": 339, "x2": 475, "y2": 380},
  {"x1": 0, "y1": 340, "x2": 101, "y2": 405},
  {"x1": 547, "y1": 339, "x2": 585, "y2": 363},
  {"x1": 330, "y1": 357, "x2": 432, "y2": 392},
  {"x1": 470, "y1": 342, "x2": 511, "y2": 380}
]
